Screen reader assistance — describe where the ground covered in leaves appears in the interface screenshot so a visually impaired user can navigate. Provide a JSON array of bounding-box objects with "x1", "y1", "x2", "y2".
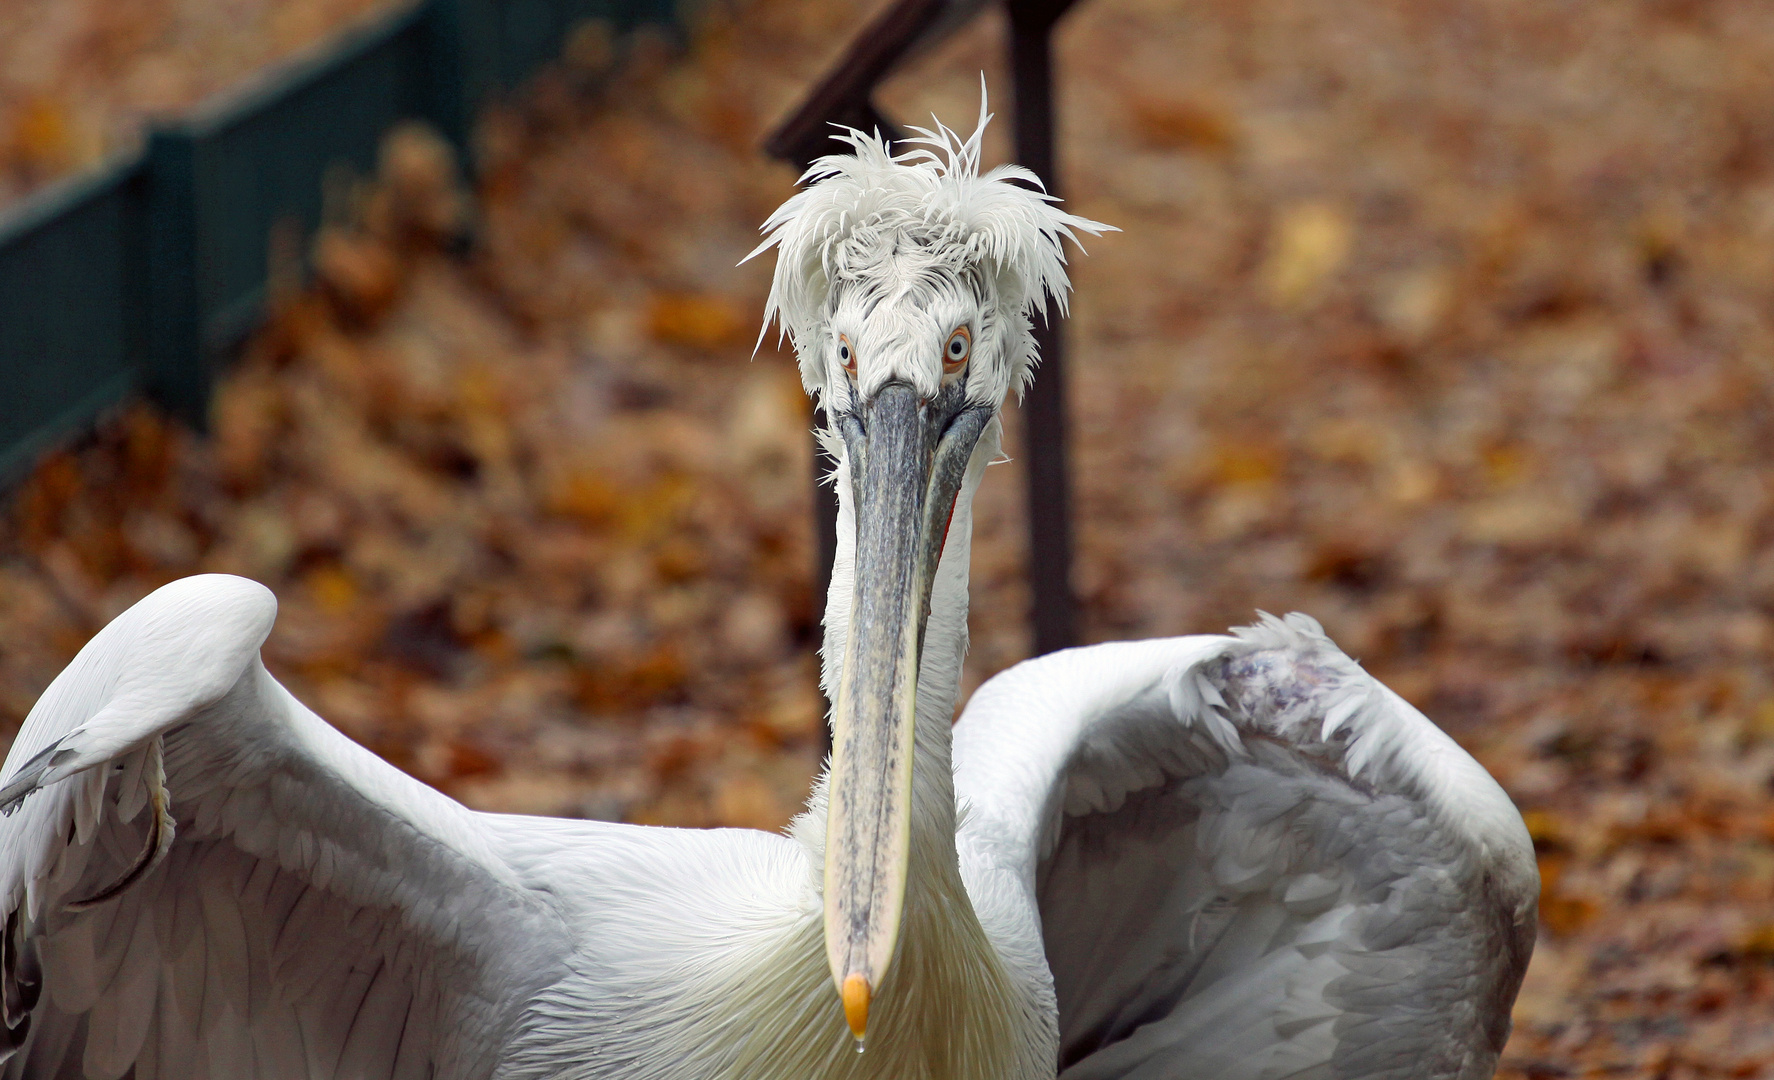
[{"x1": 6, "y1": 0, "x2": 1774, "y2": 1074}]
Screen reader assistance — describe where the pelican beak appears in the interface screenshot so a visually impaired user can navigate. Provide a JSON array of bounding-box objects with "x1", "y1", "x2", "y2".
[{"x1": 824, "y1": 379, "x2": 990, "y2": 1040}]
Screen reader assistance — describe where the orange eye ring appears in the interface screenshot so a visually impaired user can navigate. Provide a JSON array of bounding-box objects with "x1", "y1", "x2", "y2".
[
  {"x1": 943, "y1": 327, "x2": 972, "y2": 372},
  {"x1": 838, "y1": 334, "x2": 856, "y2": 374}
]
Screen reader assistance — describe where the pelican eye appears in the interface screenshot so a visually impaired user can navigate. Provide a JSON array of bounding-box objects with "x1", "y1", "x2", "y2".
[
  {"x1": 839, "y1": 335, "x2": 856, "y2": 375},
  {"x1": 943, "y1": 327, "x2": 972, "y2": 372}
]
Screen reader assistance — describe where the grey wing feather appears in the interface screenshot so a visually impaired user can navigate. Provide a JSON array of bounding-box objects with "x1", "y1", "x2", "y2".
[
  {"x1": 0, "y1": 575, "x2": 574, "y2": 1079},
  {"x1": 954, "y1": 614, "x2": 1537, "y2": 1080}
]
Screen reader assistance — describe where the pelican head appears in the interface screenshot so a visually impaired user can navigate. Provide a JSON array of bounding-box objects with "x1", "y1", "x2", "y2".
[{"x1": 751, "y1": 94, "x2": 1110, "y2": 1040}]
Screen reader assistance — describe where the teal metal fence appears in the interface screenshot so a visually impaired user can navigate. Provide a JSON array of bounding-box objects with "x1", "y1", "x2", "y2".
[{"x1": 0, "y1": 0, "x2": 676, "y2": 485}]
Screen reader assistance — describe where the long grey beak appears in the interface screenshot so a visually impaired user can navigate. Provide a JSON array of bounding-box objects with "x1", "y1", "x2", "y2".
[{"x1": 823, "y1": 380, "x2": 990, "y2": 1039}]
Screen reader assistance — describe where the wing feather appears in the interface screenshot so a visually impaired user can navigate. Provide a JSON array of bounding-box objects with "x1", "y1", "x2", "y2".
[
  {"x1": 175, "y1": 851, "x2": 210, "y2": 963},
  {"x1": 249, "y1": 1003, "x2": 307, "y2": 1080},
  {"x1": 37, "y1": 925, "x2": 93, "y2": 1017},
  {"x1": 389, "y1": 981, "x2": 436, "y2": 1080},
  {"x1": 171, "y1": 901, "x2": 207, "y2": 1030},
  {"x1": 131, "y1": 1006, "x2": 159, "y2": 1080},
  {"x1": 955, "y1": 615, "x2": 1537, "y2": 1080},
  {"x1": 198, "y1": 854, "x2": 248, "y2": 1038},
  {"x1": 17, "y1": 1012, "x2": 73, "y2": 1080},
  {"x1": 80, "y1": 903, "x2": 154, "y2": 1078},
  {"x1": 0, "y1": 575, "x2": 573, "y2": 1078},
  {"x1": 337, "y1": 958, "x2": 412, "y2": 1079},
  {"x1": 203, "y1": 1010, "x2": 254, "y2": 1079}
]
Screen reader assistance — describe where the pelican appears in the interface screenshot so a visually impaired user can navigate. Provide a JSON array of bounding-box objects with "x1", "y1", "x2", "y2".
[{"x1": 0, "y1": 100, "x2": 1536, "y2": 1080}]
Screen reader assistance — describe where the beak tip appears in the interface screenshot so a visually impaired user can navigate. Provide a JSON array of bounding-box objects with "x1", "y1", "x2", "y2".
[{"x1": 841, "y1": 973, "x2": 872, "y2": 1040}]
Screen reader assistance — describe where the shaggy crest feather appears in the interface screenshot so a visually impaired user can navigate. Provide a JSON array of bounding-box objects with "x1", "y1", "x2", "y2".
[{"x1": 747, "y1": 86, "x2": 1113, "y2": 406}]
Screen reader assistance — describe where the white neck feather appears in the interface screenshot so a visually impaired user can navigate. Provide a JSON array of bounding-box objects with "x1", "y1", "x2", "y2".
[
  {"x1": 521, "y1": 426, "x2": 1051, "y2": 1080},
  {"x1": 699, "y1": 416, "x2": 1039, "y2": 1080},
  {"x1": 533, "y1": 419, "x2": 1046, "y2": 1080}
]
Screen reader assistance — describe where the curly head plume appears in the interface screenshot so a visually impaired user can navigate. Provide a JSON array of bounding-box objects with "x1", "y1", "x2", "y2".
[{"x1": 747, "y1": 87, "x2": 1114, "y2": 401}]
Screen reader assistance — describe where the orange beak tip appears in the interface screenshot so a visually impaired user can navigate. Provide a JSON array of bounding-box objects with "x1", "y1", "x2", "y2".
[{"x1": 841, "y1": 973, "x2": 872, "y2": 1040}]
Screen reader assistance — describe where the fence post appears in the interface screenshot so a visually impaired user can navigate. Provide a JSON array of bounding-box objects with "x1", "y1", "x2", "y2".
[
  {"x1": 1008, "y1": 0, "x2": 1081, "y2": 655},
  {"x1": 422, "y1": 0, "x2": 502, "y2": 163},
  {"x1": 143, "y1": 129, "x2": 206, "y2": 430}
]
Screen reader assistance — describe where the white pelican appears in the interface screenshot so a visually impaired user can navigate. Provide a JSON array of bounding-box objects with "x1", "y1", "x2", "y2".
[{"x1": 0, "y1": 101, "x2": 1536, "y2": 1080}]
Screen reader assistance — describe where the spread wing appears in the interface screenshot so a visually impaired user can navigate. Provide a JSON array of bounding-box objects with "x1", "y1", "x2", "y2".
[
  {"x1": 953, "y1": 614, "x2": 1537, "y2": 1080},
  {"x1": 0, "y1": 575, "x2": 572, "y2": 1080}
]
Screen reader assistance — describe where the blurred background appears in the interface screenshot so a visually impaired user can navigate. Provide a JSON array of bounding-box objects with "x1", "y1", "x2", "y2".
[{"x1": 5, "y1": 0, "x2": 1774, "y2": 1074}]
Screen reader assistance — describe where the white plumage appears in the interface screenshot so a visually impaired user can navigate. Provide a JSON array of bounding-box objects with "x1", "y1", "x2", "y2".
[{"x1": 0, "y1": 95, "x2": 1536, "y2": 1080}]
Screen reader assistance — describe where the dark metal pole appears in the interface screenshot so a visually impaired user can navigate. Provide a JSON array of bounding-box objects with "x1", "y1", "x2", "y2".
[{"x1": 1009, "y1": 0, "x2": 1078, "y2": 655}]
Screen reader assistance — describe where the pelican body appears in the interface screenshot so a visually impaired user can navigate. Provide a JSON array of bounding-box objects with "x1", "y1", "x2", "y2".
[{"x1": 0, "y1": 102, "x2": 1536, "y2": 1080}]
